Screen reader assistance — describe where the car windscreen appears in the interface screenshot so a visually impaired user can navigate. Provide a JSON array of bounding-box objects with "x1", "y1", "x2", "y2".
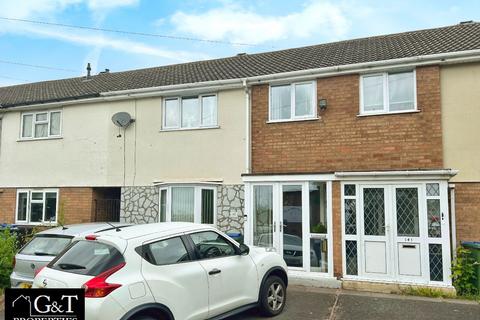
[
  {"x1": 50, "y1": 240, "x2": 124, "y2": 276},
  {"x1": 20, "y1": 235, "x2": 72, "y2": 256}
]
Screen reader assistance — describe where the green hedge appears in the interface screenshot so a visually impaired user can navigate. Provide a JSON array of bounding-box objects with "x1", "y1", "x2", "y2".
[{"x1": 0, "y1": 229, "x2": 18, "y2": 289}]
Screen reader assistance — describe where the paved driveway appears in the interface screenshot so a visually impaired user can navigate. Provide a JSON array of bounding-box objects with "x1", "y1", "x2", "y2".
[
  {"x1": 228, "y1": 286, "x2": 480, "y2": 320},
  {"x1": 1, "y1": 286, "x2": 479, "y2": 319}
]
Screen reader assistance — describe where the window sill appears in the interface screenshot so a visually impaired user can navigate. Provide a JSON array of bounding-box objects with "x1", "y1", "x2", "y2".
[
  {"x1": 357, "y1": 110, "x2": 420, "y2": 117},
  {"x1": 267, "y1": 117, "x2": 319, "y2": 124},
  {"x1": 160, "y1": 126, "x2": 220, "y2": 132},
  {"x1": 17, "y1": 136, "x2": 63, "y2": 142},
  {"x1": 15, "y1": 222, "x2": 58, "y2": 226}
]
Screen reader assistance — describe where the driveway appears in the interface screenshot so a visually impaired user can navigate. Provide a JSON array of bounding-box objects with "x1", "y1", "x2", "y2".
[
  {"x1": 228, "y1": 286, "x2": 480, "y2": 320},
  {"x1": 1, "y1": 286, "x2": 479, "y2": 320}
]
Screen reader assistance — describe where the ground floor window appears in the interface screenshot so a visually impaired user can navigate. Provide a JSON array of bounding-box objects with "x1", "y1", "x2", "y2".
[
  {"x1": 159, "y1": 185, "x2": 216, "y2": 224},
  {"x1": 16, "y1": 189, "x2": 58, "y2": 224}
]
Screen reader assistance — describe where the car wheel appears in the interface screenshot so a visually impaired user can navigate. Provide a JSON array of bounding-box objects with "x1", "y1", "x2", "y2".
[{"x1": 259, "y1": 275, "x2": 286, "y2": 317}]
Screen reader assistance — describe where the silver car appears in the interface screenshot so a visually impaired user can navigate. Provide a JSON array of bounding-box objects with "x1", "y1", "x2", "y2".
[{"x1": 10, "y1": 222, "x2": 131, "y2": 288}]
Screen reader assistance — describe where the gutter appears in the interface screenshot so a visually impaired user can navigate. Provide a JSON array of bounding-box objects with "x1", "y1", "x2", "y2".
[
  {"x1": 3, "y1": 49, "x2": 480, "y2": 110},
  {"x1": 335, "y1": 169, "x2": 459, "y2": 179}
]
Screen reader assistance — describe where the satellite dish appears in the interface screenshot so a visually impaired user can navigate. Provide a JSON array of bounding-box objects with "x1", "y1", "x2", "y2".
[{"x1": 112, "y1": 112, "x2": 134, "y2": 128}]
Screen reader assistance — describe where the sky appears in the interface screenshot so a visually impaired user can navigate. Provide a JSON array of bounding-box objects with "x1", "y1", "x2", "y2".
[{"x1": 0, "y1": 0, "x2": 479, "y2": 87}]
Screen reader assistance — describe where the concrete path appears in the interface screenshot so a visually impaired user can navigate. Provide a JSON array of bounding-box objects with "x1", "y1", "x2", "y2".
[
  {"x1": 228, "y1": 286, "x2": 480, "y2": 320},
  {"x1": 1, "y1": 286, "x2": 479, "y2": 319}
]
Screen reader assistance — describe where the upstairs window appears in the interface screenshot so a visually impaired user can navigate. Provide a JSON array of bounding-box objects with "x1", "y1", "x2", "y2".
[
  {"x1": 21, "y1": 110, "x2": 62, "y2": 139},
  {"x1": 269, "y1": 81, "x2": 316, "y2": 121},
  {"x1": 360, "y1": 71, "x2": 416, "y2": 115},
  {"x1": 163, "y1": 95, "x2": 217, "y2": 130}
]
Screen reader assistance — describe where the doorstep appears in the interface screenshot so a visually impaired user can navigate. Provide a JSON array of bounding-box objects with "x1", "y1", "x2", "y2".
[
  {"x1": 342, "y1": 279, "x2": 457, "y2": 295},
  {"x1": 288, "y1": 270, "x2": 341, "y2": 289},
  {"x1": 287, "y1": 272, "x2": 457, "y2": 295}
]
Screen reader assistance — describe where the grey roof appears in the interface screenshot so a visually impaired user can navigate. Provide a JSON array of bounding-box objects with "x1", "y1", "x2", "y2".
[{"x1": 1, "y1": 22, "x2": 480, "y2": 108}]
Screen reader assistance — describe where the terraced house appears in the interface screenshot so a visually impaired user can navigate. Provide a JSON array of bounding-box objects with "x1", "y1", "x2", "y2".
[{"x1": 0, "y1": 22, "x2": 479, "y2": 291}]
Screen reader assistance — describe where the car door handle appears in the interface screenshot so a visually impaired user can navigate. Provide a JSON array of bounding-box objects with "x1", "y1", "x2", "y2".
[{"x1": 209, "y1": 268, "x2": 221, "y2": 275}]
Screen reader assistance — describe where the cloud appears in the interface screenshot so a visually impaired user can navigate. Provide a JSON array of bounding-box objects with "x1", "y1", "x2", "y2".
[
  {"x1": 85, "y1": 0, "x2": 138, "y2": 10},
  {"x1": 0, "y1": 0, "x2": 208, "y2": 67},
  {"x1": 0, "y1": 0, "x2": 81, "y2": 19},
  {"x1": 169, "y1": 1, "x2": 350, "y2": 44},
  {"x1": 0, "y1": 0, "x2": 138, "y2": 19},
  {"x1": 6, "y1": 24, "x2": 209, "y2": 63}
]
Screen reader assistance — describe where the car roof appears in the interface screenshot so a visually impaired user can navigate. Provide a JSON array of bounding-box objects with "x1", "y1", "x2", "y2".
[
  {"x1": 37, "y1": 222, "x2": 132, "y2": 237},
  {"x1": 96, "y1": 222, "x2": 214, "y2": 241}
]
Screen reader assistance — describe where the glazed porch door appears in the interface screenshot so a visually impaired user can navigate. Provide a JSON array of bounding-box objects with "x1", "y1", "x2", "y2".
[
  {"x1": 393, "y1": 186, "x2": 424, "y2": 281},
  {"x1": 251, "y1": 183, "x2": 308, "y2": 270},
  {"x1": 359, "y1": 186, "x2": 392, "y2": 278},
  {"x1": 356, "y1": 183, "x2": 449, "y2": 283}
]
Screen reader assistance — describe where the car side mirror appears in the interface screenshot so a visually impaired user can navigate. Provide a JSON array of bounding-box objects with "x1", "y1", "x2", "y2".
[{"x1": 239, "y1": 243, "x2": 250, "y2": 255}]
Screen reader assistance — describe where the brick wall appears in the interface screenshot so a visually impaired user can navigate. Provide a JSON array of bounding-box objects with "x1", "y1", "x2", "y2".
[
  {"x1": 454, "y1": 183, "x2": 480, "y2": 242},
  {"x1": 59, "y1": 187, "x2": 95, "y2": 224},
  {"x1": 0, "y1": 188, "x2": 16, "y2": 224},
  {"x1": 251, "y1": 66, "x2": 443, "y2": 174},
  {"x1": 332, "y1": 181, "x2": 342, "y2": 277}
]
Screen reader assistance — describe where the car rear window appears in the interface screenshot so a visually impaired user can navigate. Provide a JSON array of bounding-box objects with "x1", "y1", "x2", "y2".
[
  {"x1": 50, "y1": 240, "x2": 125, "y2": 276},
  {"x1": 20, "y1": 235, "x2": 72, "y2": 256}
]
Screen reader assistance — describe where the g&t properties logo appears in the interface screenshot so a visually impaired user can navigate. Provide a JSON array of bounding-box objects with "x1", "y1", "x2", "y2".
[{"x1": 5, "y1": 288, "x2": 85, "y2": 320}]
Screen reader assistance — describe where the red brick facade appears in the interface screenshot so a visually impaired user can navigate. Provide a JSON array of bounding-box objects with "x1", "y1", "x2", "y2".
[
  {"x1": 332, "y1": 181, "x2": 342, "y2": 277},
  {"x1": 59, "y1": 187, "x2": 96, "y2": 224},
  {"x1": 251, "y1": 66, "x2": 443, "y2": 174},
  {"x1": 454, "y1": 183, "x2": 480, "y2": 242},
  {"x1": 0, "y1": 188, "x2": 16, "y2": 224},
  {"x1": 0, "y1": 187, "x2": 95, "y2": 225}
]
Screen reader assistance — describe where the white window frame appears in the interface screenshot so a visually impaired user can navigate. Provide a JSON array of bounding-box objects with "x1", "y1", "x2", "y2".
[
  {"x1": 158, "y1": 184, "x2": 217, "y2": 225},
  {"x1": 359, "y1": 70, "x2": 417, "y2": 116},
  {"x1": 20, "y1": 109, "x2": 63, "y2": 140},
  {"x1": 162, "y1": 94, "x2": 218, "y2": 130},
  {"x1": 268, "y1": 81, "x2": 317, "y2": 122},
  {"x1": 15, "y1": 189, "x2": 59, "y2": 225}
]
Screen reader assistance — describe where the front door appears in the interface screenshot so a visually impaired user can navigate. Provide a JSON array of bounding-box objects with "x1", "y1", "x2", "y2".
[
  {"x1": 251, "y1": 183, "x2": 308, "y2": 270},
  {"x1": 355, "y1": 183, "x2": 450, "y2": 284},
  {"x1": 360, "y1": 186, "x2": 391, "y2": 278},
  {"x1": 280, "y1": 184, "x2": 304, "y2": 269},
  {"x1": 393, "y1": 186, "x2": 423, "y2": 281}
]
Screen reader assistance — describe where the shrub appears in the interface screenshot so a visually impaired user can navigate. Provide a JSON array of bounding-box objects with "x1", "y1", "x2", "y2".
[
  {"x1": 0, "y1": 229, "x2": 18, "y2": 289},
  {"x1": 452, "y1": 246, "x2": 479, "y2": 296}
]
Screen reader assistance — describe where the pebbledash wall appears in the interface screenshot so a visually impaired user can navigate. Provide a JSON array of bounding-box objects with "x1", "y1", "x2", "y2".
[{"x1": 120, "y1": 184, "x2": 245, "y2": 233}]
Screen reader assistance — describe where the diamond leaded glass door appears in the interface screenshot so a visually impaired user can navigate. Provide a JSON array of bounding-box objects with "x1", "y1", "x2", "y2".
[
  {"x1": 360, "y1": 186, "x2": 391, "y2": 278},
  {"x1": 394, "y1": 186, "x2": 423, "y2": 279}
]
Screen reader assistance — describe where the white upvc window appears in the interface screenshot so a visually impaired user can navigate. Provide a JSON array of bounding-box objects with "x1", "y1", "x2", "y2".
[
  {"x1": 269, "y1": 81, "x2": 317, "y2": 122},
  {"x1": 360, "y1": 70, "x2": 417, "y2": 115},
  {"x1": 162, "y1": 94, "x2": 217, "y2": 130},
  {"x1": 16, "y1": 189, "x2": 59, "y2": 225},
  {"x1": 158, "y1": 185, "x2": 217, "y2": 224},
  {"x1": 20, "y1": 110, "x2": 62, "y2": 139}
]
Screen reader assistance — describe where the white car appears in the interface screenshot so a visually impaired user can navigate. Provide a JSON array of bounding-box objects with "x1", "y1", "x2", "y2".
[
  {"x1": 11, "y1": 222, "x2": 131, "y2": 288},
  {"x1": 33, "y1": 222, "x2": 288, "y2": 320}
]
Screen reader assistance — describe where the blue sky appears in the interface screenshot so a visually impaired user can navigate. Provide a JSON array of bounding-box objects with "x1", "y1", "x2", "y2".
[{"x1": 0, "y1": 0, "x2": 479, "y2": 86}]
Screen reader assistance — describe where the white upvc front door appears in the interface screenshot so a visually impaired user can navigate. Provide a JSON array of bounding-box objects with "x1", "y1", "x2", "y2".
[
  {"x1": 358, "y1": 186, "x2": 393, "y2": 279},
  {"x1": 344, "y1": 181, "x2": 451, "y2": 285}
]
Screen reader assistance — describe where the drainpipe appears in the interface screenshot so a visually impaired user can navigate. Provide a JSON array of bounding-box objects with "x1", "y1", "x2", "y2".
[
  {"x1": 243, "y1": 79, "x2": 251, "y2": 174},
  {"x1": 449, "y1": 184, "x2": 457, "y2": 254}
]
